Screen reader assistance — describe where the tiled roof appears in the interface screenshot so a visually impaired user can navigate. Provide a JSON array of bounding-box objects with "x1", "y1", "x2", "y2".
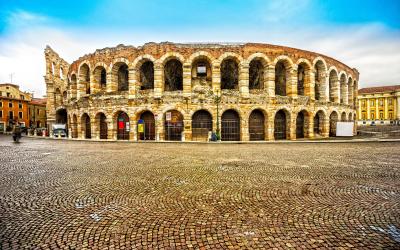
[
  {"x1": 30, "y1": 98, "x2": 47, "y2": 105},
  {"x1": 358, "y1": 85, "x2": 400, "y2": 94}
]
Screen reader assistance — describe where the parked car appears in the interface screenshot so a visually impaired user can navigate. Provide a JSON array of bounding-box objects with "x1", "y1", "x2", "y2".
[{"x1": 52, "y1": 124, "x2": 67, "y2": 137}]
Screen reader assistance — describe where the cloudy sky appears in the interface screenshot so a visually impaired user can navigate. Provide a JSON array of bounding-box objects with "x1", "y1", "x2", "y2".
[{"x1": 0, "y1": 0, "x2": 399, "y2": 97}]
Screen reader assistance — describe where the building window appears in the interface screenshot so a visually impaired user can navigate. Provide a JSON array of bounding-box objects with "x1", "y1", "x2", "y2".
[
  {"x1": 0, "y1": 110, "x2": 2, "y2": 117},
  {"x1": 19, "y1": 112, "x2": 23, "y2": 119},
  {"x1": 379, "y1": 99, "x2": 383, "y2": 106},
  {"x1": 0, "y1": 102, "x2": 2, "y2": 107},
  {"x1": 379, "y1": 112, "x2": 384, "y2": 120},
  {"x1": 371, "y1": 113, "x2": 375, "y2": 120},
  {"x1": 8, "y1": 102, "x2": 12, "y2": 108},
  {"x1": 7, "y1": 92, "x2": 10, "y2": 97},
  {"x1": 370, "y1": 100, "x2": 374, "y2": 106},
  {"x1": 19, "y1": 102, "x2": 22, "y2": 109},
  {"x1": 9, "y1": 111, "x2": 13, "y2": 120},
  {"x1": 362, "y1": 100, "x2": 366, "y2": 107},
  {"x1": 388, "y1": 98, "x2": 393, "y2": 105},
  {"x1": 362, "y1": 112, "x2": 366, "y2": 120},
  {"x1": 20, "y1": 95, "x2": 25, "y2": 100},
  {"x1": 389, "y1": 112, "x2": 393, "y2": 120}
]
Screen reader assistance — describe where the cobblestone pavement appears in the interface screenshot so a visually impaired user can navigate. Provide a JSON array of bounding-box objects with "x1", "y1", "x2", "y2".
[{"x1": 0, "y1": 135, "x2": 399, "y2": 249}]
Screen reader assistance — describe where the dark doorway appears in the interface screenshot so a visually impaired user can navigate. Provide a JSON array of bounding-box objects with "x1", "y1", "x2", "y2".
[
  {"x1": 165, "y1": 110, "x2": 183, "y2": 141},
  {"x1": 82, "y1": 114, "x2": 91, "y2": 139},
  {"x1": 117, "y1": 112, "x2": 129, "y2": 140},
  {"x1": 139, "y1": 111, "x2": 155, "y2": 140},
  {"x1": 296, "y1": 112, "x2": 305, "y2": 139},
  {"x1": 192, "y1": 110, "x2": 212, "y2": 141},
  {"x1": 249, "y1": 110, "x2": 265, "y2": 141},
  {"x1": 99, "y1": 113, "x2": 107, "y2": 139},
  {"x1": 221, "y1": 110, "x2": 240, "y2": 141},
  {"x1": 274, "y1": 110, "x2": 287, "y2": 140},
  {"x1": 314, "y1": 112, "x2": 322, "y2": 135},
  {"x1": 56, "y1": 109, "x2": 67, "y2": 124}
]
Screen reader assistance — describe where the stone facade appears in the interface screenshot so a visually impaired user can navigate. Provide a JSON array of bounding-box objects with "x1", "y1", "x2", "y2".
[{"x1": 44, "y1": 42, "x2": 358, "y2": 141}]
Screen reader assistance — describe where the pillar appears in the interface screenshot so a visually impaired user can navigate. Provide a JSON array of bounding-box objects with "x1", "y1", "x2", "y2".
[
  {"x1": 308, "y1": 70, "x2": 315, "y2": 100},
  {"x1": 384, "y1": 97, "x2": 388, "y2": 120},
  {"x1": 396, "y1": 93, "x2": 400, "y2": 119},
  {"x1": 212, "y1": 63, "x2": 221, "y2": 93},
  {"x1": 183, "y1": 63, "x2": 191, "y2": 98},
  {"x1": 289, "y1": 114, "x2": 296, "y2": 140},
  {"x1": 107, "y1": 118, "x2": 114, "y2": 140},
  {"x1": 130, "y1": 120, "x2": 137, "y2": 141},
  {"x1": 183, "y1": 117, "x2": 192, "y2": 141},
  {"x1": 366, "y1": 98, "x2": 371, "y2": 120},
  {"x1": 267, "y1": 115, "x2": 274, "y2": 140},
  {"x1": 322, "y1": 115, "x2": 329, "y2": 138},
  {"x1": 154, "y1": 63, "x2": 163, "y2": 98},
  {"x1": 156, "y1": 113, "x2": 164, "y2": 141},
  {"x1": 91, "y1": 120, "x2": 97, "y2": 139},
  {"x1": 128, "y1": 68, "x2": 137, "y2": 98},
  {"x1": 77, "y1": 121, "x2": 82, "y2": 139},
  {"x1": 287, "y1": 66, "x2": 297, "y2": 97},
  {"x1": 265, "y1": 65, "x2": 275, "y2": 97},
  {"x1": 241, "y1": 114, "x2": 249, "y2": 141},
  {"x1": 106, "y1": 72, "x2": 115, "y2": 92},
  {"x1": 239, "y1": 63, "x2": 249, "y2": 99}
]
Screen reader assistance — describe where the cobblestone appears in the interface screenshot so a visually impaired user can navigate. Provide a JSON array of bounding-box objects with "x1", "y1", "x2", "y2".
[{"x1": 0, "y1": 135, "x2": 399, "y2": 249}]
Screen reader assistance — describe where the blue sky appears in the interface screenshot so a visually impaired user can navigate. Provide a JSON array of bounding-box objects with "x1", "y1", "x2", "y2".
[{"x1": 0, "y1": 0, "x2": 399, "y2": 96}]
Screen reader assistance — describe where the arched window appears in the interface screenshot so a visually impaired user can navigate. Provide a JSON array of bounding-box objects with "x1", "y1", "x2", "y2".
[
  {"x1": 118, "y1": 64, "x2": 129, "y2": 91},
  {"x1": 249, "y1": 59, "x2": 264, "y2": 90},
  {"x1": 164, "y1": 59, "x2": 183, "y2": 91},
  {"x1": 221, "y1": 58, "x2": 239, "y2": 90},
  {"x1": 140, "y1": 61, "x2": 154, "y2": 90},
  {"x1": 314, "y1": 61, "x2": 326, "y2": 100},
  {"x1": 275, "y1": 61, "x2": 289, "y2": 96}
]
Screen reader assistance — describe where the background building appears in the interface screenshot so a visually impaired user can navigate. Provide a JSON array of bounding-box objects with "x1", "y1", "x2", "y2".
[
  {"x1": 357, "y1": 85, "x2": 400, "y2": 125},
  {"x1": 0, "y1": 83, "x2": 32, "y2": 133},
  {"x1": 28, "y1": 98, "x2": 47, "y2": 128},
  {"x1": 45, "y1": 42, "x2": 358, "y2": 141}
]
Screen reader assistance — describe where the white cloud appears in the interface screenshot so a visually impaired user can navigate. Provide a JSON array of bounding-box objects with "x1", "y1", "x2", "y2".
[{"x1": 0, "y1": 10, "x2": 399, "y2": 97}]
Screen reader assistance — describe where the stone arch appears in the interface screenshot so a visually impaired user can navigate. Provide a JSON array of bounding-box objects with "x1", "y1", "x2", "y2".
[
  {"x1": 93, "y1": 64, "x2": 107, "y2": 91},
  {"x1": 314, "y1": 59, "x2": 327, "y2": 101},
  {"x1": 164, "y1": 109, "x2": 184, "y2": 141},
  {"x1": 220, "y1": 55, "x2": 240, "y2": 90},
  {"x1": 274, "y1": 108, "x2": 291, "y2": 140},
  {"x1": 249, "y1": 55, "x2": 269, "y2": 90},
  {"x1": 114, "y1": 110, "x2": 130, "y2": 140},
  {"x1": 341, "y1": 111, "x2": 347, "y2": 121},
  {"x1": 314, "y1": 110, "x2": 327, "y2": 136},
  {"x1": 296, "y1": 59, "x2": 312, "y2": 96},
  {"x1": 138, "y1": 110, "x2": 156, "y2": 140},
  {"x1": 221, "y1": 109, "x2": 241, "y2": 141},
  {"x1": 78, "y1": 63, "x2": 91, "y2": 95},
  {"x1": 328, "y1": 68, "x2": 339, "y2": 103},
  {"x1": 348, "y1": 112, "x2": 353, "y2": 121},
  {"x1": 329, "y1": 110, "x2": 339, "y2": 137},
  {"x1": 158, "y1": 52, "x2": 185, "y2": 66},
  {"x1": 72, "y1": 114, "x2": 78, "y2": 138},
  {"x1": 339, "y1": 72, "x2": 347, "y2": 104},
  {"x1": 81, "y1": 113, "x2": 91, "y2": 139},
  {"x1": 192, "y1": 109, "x2": 213, "y2": 141},
  {"x1": 274, "y1": 56, "x2": 293, "y2": 96},
  {"x1": 249, "y1": 108, "x2": 267, "y2": 141},
  {"x1": 62, "y1": 91, "x2": 67, "y2": 104},
  {"x1": 163, "y1": 56, "x2": 183, "y2": 91},
  {"x1": 218, "y1": 52, "x2": 243, "y2": 64},
  {"x1": 190, "y1": 53, "x2": 213, "y2": 81},
  {"x1": 296, "y1": 109, "x2": 311, "y2": 139},
  {"x1": 95, "y1": 112, "x2": 108, "y2": 139}
]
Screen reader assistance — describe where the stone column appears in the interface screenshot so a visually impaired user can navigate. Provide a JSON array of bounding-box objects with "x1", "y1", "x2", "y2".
[
  {"x1": 183, "y1": 117, "x2": 192, "y2": 141},
  {"x1": 91, "y1": 120, "x2": 97, "y2": 139},
  {"x1": 77, "y1": 121, "x2": 82, "y2": 139},
  {"x1": 267, "y1": 115, "x2": 274, "y2": 140},
  {"x1": 265, "y1": 65, "x2": 275, "y2": 97},
  {"x1": 106, "y1": 72, "x2": 115, "y2": 92},
  {"x1": 156, "y1": 113, "x2": 164, "y2": 141},
  {"x1": 287, "y1": 66, "x2": 298, "y2": 97},
  {"x1": 183, "y1": 63, "x2": 192, "y2": 98},
  {"x1": 384, "y1": 97, "x2": 388, "y2": 120},
  {"x1": 322, "y1": 115, "x2": 329, "y2": 138},
  {"x1": 212, "y1": 63, "x2": 221, "y2": 93},
  {"x1": 130, "y1": 120, "x2": 137, "y2": 141},
  {"x1": 322, "y1": 72, "x2": 329, "y2": 102},
  {"x1": 289, "y1": 114, "x2": 296, "y2": 140},
  {"x1": 107, "y1": 118, "x2": 114, "y2": 140},
  {"x1": 308, "y1": 70, "x2": 315, "y2": 100},
  {"x1": 239, "y1": 63, "x2": 249, "y2": 99},
  {"x1": 333, "y1": 79, "x2": 340, "y2": 103},
  {"x1": 241, "y1": 114, "x2": 249, "y2": 141},
  {"x1": 343, "y1": 84, "x2": 348, "y2": 105},
  {"x1": 154, "y1": 63, "x2": 163, "y2": 98},
  {"x1": 307, "y1": 114, "x2": 314, "y2": 139},
  {"x1": 396, "y1": 92, "x2": 400, "y2": 119},
  {"x1": 128, "y1": 68, "x2": 137, "y2": 98},
  {"x1": 90, "y1": 73, "x2": 97, "y2": 95},
  {"x1": 366, "y1": 98, "x2": 370, "y2": 120},
  {"x1": 375, "y1": 98, "x2": 379, "y2": 120}
]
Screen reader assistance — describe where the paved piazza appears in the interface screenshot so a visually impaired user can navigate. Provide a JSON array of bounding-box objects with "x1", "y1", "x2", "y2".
[{"x1": 0, "y1": 136, "x2": 399, "y2": 249}]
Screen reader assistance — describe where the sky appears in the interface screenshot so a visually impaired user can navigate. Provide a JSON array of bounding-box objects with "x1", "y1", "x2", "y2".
[{"x1": 0, "y1": 0, "x2": 399, "y2": 97}]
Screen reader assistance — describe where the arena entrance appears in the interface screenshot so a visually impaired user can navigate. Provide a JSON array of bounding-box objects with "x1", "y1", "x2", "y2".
[
  {"x1": 139, "y1": 111, "x2": 155, "y2": 140},
  {"x1": 56, "y1": 108, "x2": 67, "y2": 125},
  {"x1": 117, "y1": 112, "x2": 130, "y2": 140},
  {"x1": 249, "y1": 109, "x2": 265, "y2": 141},
  {"x1": 314, "y1": 111, "x2": 324, "y2": 136},
  {"x1": 221, "y1": 110, "x2": 240, "y2": 141},
  {"x1": 165, "y1": 110, "x2": 183, "y2": 141},
  {"x1": 81, "y1": 113, "x2": 91, "y2": 139},
  {"x1": 192, "y1": 110, "x2": 212, "y2": 141},
  {"x1": 274, "y1": 110, "x2": 287, "y2": 140},
  {"x1": 97, "y1": 113, "x2": 107, "y2": 139},
  {"x1": 296, "y1": 112, "x2": 305, "y2": 139},
  {"x1": 330, "y1": 112, "x2": 339, "y2": 137}
]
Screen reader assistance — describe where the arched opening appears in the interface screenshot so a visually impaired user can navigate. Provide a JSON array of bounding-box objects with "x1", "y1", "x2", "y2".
[
  {"x1": 79, "y1": 64, "x2": 90, "y2": 95},
  {"x1": 275, "y1": 60, "x2": 290, "y2": 96},
  {"x1": 221, "y1": 58, "x2": 239, "y2": 90},
  {"x1": 329, "y1": 70, "x2": 338, "y2": 103},
  {"x1": 140, "y1": 61, "x2": 154, "y2": 90},
  {"x1": 329, "y1": 111, "x2": 339, "y2": 137},
  {"x1": 139, "y1": 111, "x2": 155, "y2": 140},
  {"x1": 314, "y1": 61, "x2": 326, "y2": 100},
  {"x1": 192, "y1": 57, "x2": 212, "y2": 80},
  {"x1": 117, "y1": 63, "x2": 129, "y2": 91},
  {"x1": 164, "y1": 110, "x2": 183, "y2": 141},
  {"x1": 81, "y1": 113, "x2": 91, "y2": 139},
  {"x1": 313, "y1": 111, "x2": 325, "y2": 136},
  {"x1": 249, "y1": 59, "x2": 265, "y2": 90},
  {"x1": 62, "y1": 91, "x2": 67, "y2": 104},
  {"x1": 341, "y1": 112, "x2": 347, "y2": 121},
  {"x1": 274, "y1": 110, "x2": 287, "y2": 140},
  {"x1": 116, "y1": 112, "x2": 130, "y2": 140},
  {"x1": 72, "y1": 114, "x2": 78, "y2": 138},
  {"x1": 340, "y1": 74, "x2": 346, "y2": 104},
  {"x1": 249, "y1": 109, "x2": 265, "y2": 141},
  {"x1": 164, "y1": 59, "x2": 183, "y2": 91},
  {"x1": 296, "y1": 110, "x2": 309, "y2": 139},
  {"x1": 297, "y1": 62, "x2": 310, "y2": 96},
  {"x1": 96, "y1": 113, "x2": 107, "y2": 139},
  {"x1": 221, "y1": 109, "x2": 240, "y2": 141},
  {"x1": 348, "y1": 113, "x2": 353, "y2": 121},
  {"x1": 192, "y1": 110, "x2": 212, "y2": 141},
  {"x1": 94, "y1": 66, "x2": 107, "y2": 90},
  {"x1": 56, "y1": 108, "x2": 67, "y2": 124}
]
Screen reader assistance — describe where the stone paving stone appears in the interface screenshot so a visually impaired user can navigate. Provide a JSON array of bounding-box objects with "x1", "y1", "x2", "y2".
[{"x1": 0, "y1": 135, "x2": 399, "y2": 249}]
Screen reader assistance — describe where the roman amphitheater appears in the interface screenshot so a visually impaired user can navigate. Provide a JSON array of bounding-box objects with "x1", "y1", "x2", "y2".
[{"x1": 45, "y1": 42, "x2": 358, "y2": 141}]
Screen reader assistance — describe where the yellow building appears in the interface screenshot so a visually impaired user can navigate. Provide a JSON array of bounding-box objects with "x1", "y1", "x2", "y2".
[{"x1": 358, "y1": 85, "x2": 400, "y2": 125}]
